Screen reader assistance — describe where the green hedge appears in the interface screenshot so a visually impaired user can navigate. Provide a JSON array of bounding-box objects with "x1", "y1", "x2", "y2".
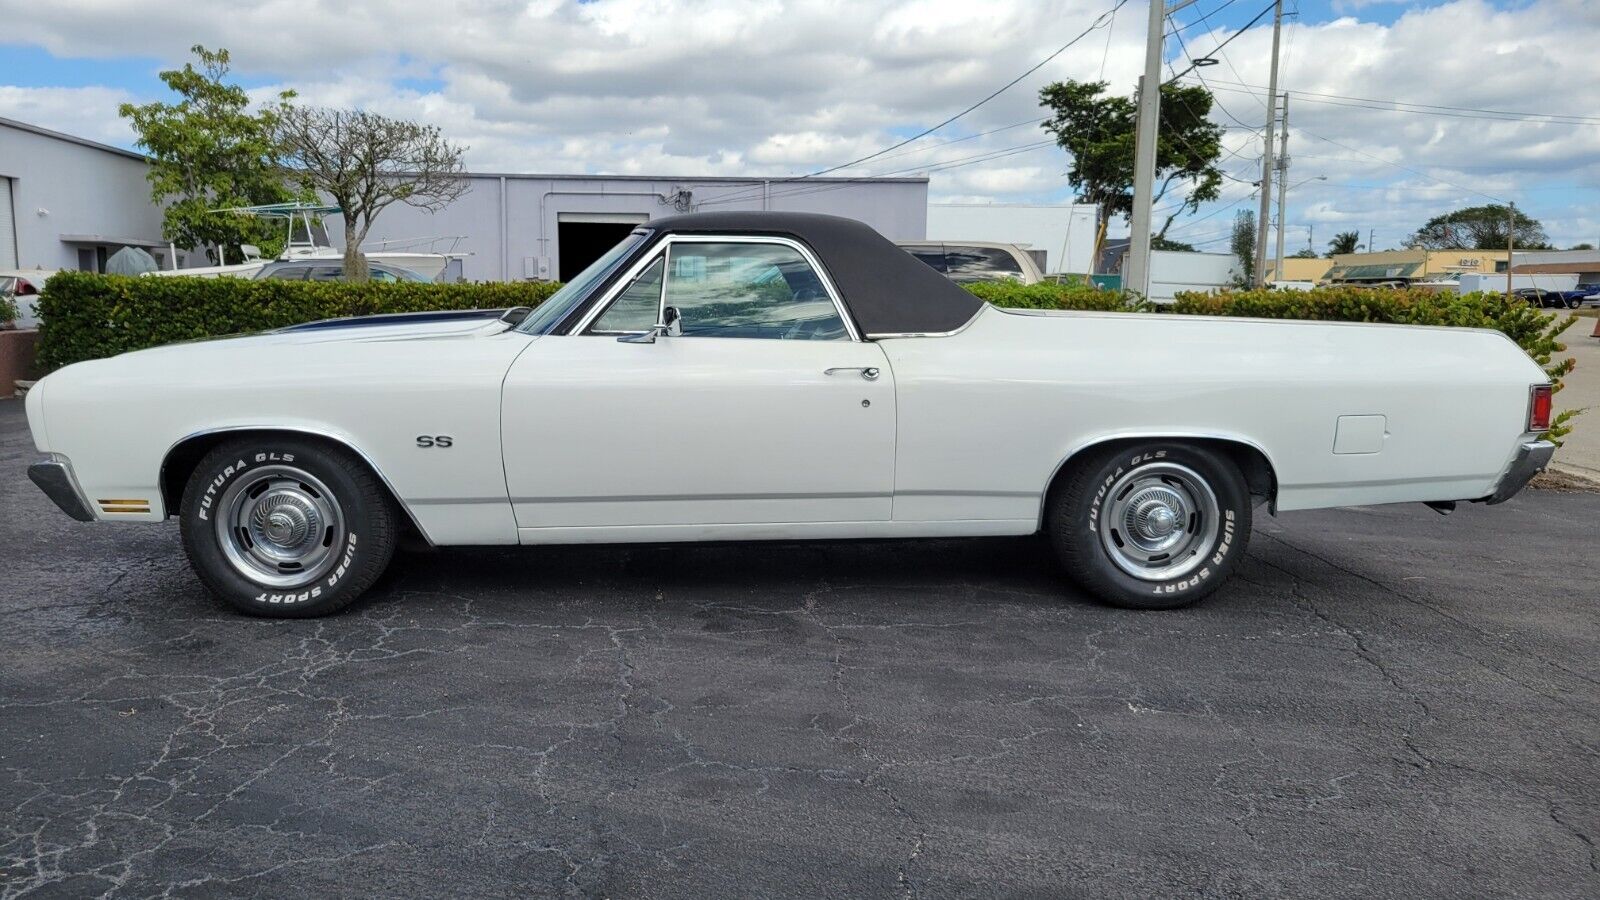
[
  {"x1": 36, "y1": 272, "x2": 562, "y2": 371},
  {"x1": 963, "y1": 279, "x2": 1147, "y2": 312}
]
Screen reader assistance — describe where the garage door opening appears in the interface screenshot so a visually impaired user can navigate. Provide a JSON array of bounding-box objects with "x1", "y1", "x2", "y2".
[{"x1": 558, "y1": 213, "x2": 647, "y2": 281}]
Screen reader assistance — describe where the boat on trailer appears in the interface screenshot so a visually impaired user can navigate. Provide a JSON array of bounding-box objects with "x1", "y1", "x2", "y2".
[{"x1": 150, "y1": 203, "x2": 467, "y2": 281}]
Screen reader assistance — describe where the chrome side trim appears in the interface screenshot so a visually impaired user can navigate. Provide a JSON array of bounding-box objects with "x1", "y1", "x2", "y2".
[
  {"x1": 511, "y1": 491, "x2": 892, "y2": 504},
  {"x1": 1483, "y1": 439, "x2": 1555, "y2": 505},
  {"x1": 159, "y1": 426, "x2": 440, "y2": 546},
  {"x1": 866, "y1": 304, "x2": 986, "y2": 340},
  {"x1": 571, "y1": 234, "x2": 863, "y2": 342}
]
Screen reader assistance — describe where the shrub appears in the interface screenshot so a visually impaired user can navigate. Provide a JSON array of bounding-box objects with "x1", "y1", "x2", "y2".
[
  {"x1": 1171, "y1": 287, "x2": 1579, "y2": 441},
  {"x1": 0, "y1": 293, "x2": 16, "y2": 328},
  {"x1": 964, "y1": 280, "x2": 1146, "y2": 312},
  {"x1": 36, "y1": 272, "x2": 562, "y2": 371}
]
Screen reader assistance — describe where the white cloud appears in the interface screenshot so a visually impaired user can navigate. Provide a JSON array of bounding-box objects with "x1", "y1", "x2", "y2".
[
  {"x1": 0, "y1": 0, "x2": 1596, "y2": 246},
  {"x1": 0, "y1": 85, "x2": 138, "y2": 146}
]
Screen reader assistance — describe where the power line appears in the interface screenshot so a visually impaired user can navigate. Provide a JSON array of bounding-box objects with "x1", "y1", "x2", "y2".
[
  {"x1": 1188, "y1": 79, "x2": 1600, "y2": 125},
  {"x1": 1165, "y1": 0, "x2": 1239, "y2": 37},
  {"x1": 692, "y1": 118, "x2": 1048, "y2": 208},
  {"x1": 698, "y1": 140, "x2": 1059, "y2": 208},
  {"x1": 704, "y1": 0, "x2": 1131, "y2": 208},
  {"x1": 1169, "y1": 24, "x2": 1259, "y2": 130},
  {"x1": 1165, "y1": 0, "x2": 1278, "y2": 85},
  {"x1": 1292, "y1": 124, "x2": 1507, "y2": 204}
]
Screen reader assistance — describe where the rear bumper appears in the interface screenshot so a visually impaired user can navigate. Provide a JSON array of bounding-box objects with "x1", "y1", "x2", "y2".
[
  {"x1": 27, "y1": 457, "x2": 94, "y2": 522},
  {"x1": 1483, "y1": 440, "x2": 1556, "y2": 505}
]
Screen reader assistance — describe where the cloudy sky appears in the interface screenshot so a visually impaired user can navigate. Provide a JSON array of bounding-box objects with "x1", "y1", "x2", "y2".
[{"x1": 1, "y1": 0, "x2": 1596, "y2": 252}]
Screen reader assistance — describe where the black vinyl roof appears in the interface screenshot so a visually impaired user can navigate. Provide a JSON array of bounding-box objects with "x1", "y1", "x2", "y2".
[{"x1": 646, "y1": 211, "x2": 982, "y2": 336}]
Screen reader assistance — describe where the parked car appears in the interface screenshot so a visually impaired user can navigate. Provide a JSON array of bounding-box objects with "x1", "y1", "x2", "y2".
[
  {"x1": 0, "y1": 269, "x2": 61, "y2": 329},
  {"x1": 1557, "y1": 284, "x2": 1600, "y2": 308},
  {"x1": 1514, "y1": 286, "x2": 1592, "y2": 309},
  {"x1": 25, "y1": 212, "x2": 1554, "y2": 618},
  {"x1": 255, "y1": 259, "x2": 433, "y2": 282},
  {"x1": 897, "y1": 241, "x2": 1044, "y2": 284}
]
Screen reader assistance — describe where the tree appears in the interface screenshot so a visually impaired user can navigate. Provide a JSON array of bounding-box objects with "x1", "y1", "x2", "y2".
[
  {"x1": 1151, "y1": 235, "x2": 1195, "y2": 252},
  {"x1": 1230, "y1": 210, "x2": 1256, "y2": 286},
  {"x1": 119, "y1": 46, "x2": 300, "y2": 263},
  {"x1": 274, "y1": 107, "x2": 468, "y2": 281},
  {"x1": 1408, "y1": 204, "x2": 1550, "y2": 251},
  {"x1": 1571, "y1": 242, "x2": 1595, "y2": 251},
  {"x1": 1040, "y1": 79, "x2": 1224, "y2": 258},
  {"x1": 1290, "y1": 247, "x2": 1319, "y2": 258},
  {"x1": 1327, "y1": 230, "x2": 1362, "y2": 256}
]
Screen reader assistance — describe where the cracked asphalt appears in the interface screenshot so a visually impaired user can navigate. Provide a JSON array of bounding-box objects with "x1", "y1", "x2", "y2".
[{"x1": 2, "y1": 397, "x2": 1597, "y2": 898}]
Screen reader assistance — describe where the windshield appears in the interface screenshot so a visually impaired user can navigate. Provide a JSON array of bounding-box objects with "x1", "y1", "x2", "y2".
[{"x1": 517, "y1": 230, "x2": 650, "y2": 335}]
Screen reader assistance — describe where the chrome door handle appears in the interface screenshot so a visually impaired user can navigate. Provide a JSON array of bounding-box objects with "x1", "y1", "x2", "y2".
[{"x1": 824, "y1": 366, "x2": 880, "y2": 380}]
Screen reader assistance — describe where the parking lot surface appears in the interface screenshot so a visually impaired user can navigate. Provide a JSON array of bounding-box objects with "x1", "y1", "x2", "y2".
[{"x1": 2, "y1": 398, "x2": 1597, "y2": 898}]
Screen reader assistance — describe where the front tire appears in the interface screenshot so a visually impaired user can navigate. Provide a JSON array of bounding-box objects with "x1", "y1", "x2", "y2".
[
  {"x1": 1047, "y1": 443, "x2": 1252, "y2": 610},
  {"x1": 179, "y1": 436, "x2": 398, "y2": 617}
]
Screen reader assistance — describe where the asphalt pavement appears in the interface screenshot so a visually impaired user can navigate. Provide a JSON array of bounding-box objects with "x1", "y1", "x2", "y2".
[{"x1": 1, "y1": 397, "x2": 1597, "y2": 898}]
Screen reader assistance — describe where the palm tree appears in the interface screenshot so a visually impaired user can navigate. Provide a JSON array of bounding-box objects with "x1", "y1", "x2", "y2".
[{"x1": 1327, "y1": 231, "x2": 1363, "y2": 256}]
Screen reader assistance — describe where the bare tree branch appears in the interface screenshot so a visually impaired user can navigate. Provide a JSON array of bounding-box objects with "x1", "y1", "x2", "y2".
[{"x1": 274, "y1": 106, "x2": 468, "y2": 280}]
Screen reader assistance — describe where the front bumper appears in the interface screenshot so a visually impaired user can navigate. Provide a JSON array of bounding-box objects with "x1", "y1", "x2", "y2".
[
  {"x1": 1484, "y1": 440, "x2": 1556, "y2": 505},
  {"x1": 27, "y1": 457, "x2": 95, "y2": 522}
]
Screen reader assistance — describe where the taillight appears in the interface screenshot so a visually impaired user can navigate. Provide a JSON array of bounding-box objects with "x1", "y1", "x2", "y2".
[{"x1": 1529, "y1": 385, "x2": 1553, "y2": 432}]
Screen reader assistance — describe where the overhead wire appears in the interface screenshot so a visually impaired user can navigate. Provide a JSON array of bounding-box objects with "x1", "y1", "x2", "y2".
[{"x1": 698, "y1": 0, "x2": 1132, "y2": 208}]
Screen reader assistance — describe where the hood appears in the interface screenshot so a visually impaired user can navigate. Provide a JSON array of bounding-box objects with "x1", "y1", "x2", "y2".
[
  {"x1": 273, "y1": 308, "x2": 510, "y2": 335},
  {"x1": 112, "y1": 309, "x2": 517, "y2": 361}
]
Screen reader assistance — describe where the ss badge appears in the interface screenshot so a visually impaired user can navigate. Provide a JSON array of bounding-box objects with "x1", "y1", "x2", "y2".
[{"x1": 416, "y1": 435, "x2": 454, "y2": 448}]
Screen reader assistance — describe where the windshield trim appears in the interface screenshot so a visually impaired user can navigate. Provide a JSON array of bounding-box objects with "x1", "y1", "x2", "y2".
[{"x1": 515, "y1": 229, "x2": 654, "y2": 336}]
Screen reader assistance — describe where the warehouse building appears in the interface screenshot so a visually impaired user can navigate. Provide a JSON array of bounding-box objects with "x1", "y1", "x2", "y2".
[
  {"x1": 0, "y1": 116, "x2": 929, "y2": 281},
  {"x1": 1511, "y1": 249, "x2": 1600, "y2": 285},
  {"x1": 357, "y1": 173, "x2": 927, "y2": 282},
  {"x1": 0, "y1": 116, "x2": 181, "y2": 273}
]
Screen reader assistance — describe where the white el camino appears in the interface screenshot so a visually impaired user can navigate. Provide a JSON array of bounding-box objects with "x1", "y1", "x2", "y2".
[{"x1": 25, "y1": 212, "x2": 1555, "y2": 617}]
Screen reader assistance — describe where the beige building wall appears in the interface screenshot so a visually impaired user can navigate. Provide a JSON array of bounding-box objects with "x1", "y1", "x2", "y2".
[{"x1": 1265, "y1": 257, "x2": 1334, "y2": 282}]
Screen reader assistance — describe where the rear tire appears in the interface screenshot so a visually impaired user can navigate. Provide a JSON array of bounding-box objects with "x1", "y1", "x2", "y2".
[
  {"x1": 1047, "y1": 442, "x2": 1252, "y2": 610},
  {"x1": 179, "y1": 436, "x2": 398, "y2": 617}
]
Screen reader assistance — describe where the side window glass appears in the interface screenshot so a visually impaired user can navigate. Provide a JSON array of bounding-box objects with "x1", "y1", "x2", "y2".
[
  {"x1": 591, "y1": 257, "x2": 665, "y2": 333},
  {"x1": 943, "y1": 246, "x2": 1023, "y2": 282},
  {"x1": 262, "y1": 266, "x2": 305, "y2": 281},
  {"x1": 662, "y1": 243, "x2": 847, "y2": 340},
  {"x1": 305, "y1": 266, "x2": 345, "y2": 282},
  {"x1": 907, "y1": 248, "x2": 947, "y2": 272}
]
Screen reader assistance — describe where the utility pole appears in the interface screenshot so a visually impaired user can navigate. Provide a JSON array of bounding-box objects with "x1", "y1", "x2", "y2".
[
  {"x1": 1126, "y1": 0, "x2": 1201, "y2": 299},
  {"x1": 1253, "y1": 0, "x2": 1284, "y2": 287},
  {"x1": 1506, "y1": 202, "x2": 1515, "y2": 300},
  {"x1": 1273, "y1": 93, "x2": 1289, "y2": 283}
]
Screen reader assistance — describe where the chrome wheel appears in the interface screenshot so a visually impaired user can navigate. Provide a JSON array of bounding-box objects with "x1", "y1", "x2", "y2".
[
  {"x1": 1097, "y1": 462, "x2": 1220, "y2": 581},
  {"x1": 213, "y1": 465, "x2": 346, "y2": 588}
]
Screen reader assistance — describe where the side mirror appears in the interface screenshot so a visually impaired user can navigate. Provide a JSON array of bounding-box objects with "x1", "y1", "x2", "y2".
[
  {"x1": 618, "y1": 306, "x2": 683, "y2": 344},
  {"x1": 499, "y1": 306, "x2": 532, "y2": 326}
]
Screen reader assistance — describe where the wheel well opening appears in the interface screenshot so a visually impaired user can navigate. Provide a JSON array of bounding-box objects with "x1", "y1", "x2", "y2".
[
  {"x1": 1041, "y1": 437, "x2": 1278, "y2": 526},
  {"x1": 160, "y1": 429, "x2": 428, "y2": 544}
]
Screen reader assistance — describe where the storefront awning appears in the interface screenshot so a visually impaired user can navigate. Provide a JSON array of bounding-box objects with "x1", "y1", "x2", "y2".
[
  {"x1": 1328, "y1": 262, "x2": 1421, "y2": 281},
  {"x1": 59, "y1": 234, "x2": 169, "y2": 248}
]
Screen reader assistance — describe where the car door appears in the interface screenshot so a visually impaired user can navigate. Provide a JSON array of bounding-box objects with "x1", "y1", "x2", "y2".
[{"x1": 500, "y1": 235, "x2": 896, "y2": 537}]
